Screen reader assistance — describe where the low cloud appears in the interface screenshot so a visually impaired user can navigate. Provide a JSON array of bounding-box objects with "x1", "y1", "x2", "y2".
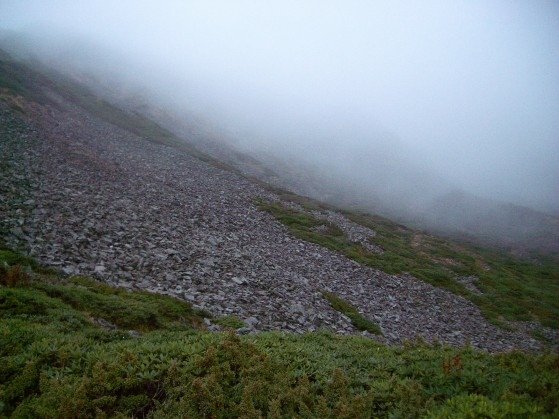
[{"x1": 1, "y1": 0, "x2": 558, "y2": 216}]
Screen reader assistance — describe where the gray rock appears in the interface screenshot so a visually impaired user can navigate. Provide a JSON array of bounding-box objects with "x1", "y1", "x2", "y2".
[
  {"x1": 232, "y1": 276, "x2": 248, "y2": 285},
  {"x1": 94, "y1": 265, "x2": 106, "y2": 274},
  {"x1": 246, "y1": 316, "x2": 259, "y2": 327}
]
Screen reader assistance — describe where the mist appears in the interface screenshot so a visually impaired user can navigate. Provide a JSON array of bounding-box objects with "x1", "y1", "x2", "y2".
[{"x1": 1, "y1": 0, "x2": 559, "y2": 220}]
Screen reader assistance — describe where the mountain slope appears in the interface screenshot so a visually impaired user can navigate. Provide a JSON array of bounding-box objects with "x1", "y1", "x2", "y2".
[
  {"x1": 132, "y1": 93, "x2": 559, "y2": 259},
  {"x1": 1, "y1": 53, "x2": 558, "y2": 355},
  {"x1": 2, "y1": 249, "x2": 558, "y2": 417}
]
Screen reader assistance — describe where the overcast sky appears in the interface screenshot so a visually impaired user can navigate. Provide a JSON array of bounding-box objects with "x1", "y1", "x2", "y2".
[{"x1": 1, "y1": 0, "x2": 558, "y2": 213}]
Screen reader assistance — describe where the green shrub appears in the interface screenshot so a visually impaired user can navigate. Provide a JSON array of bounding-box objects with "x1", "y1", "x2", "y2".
[
  {"x1": 1, "y1": 269, "x2": 558, "y2": 417},
  {"x1": 0, "y1": 264, "x2": 29, "y2": 287},
  {"x1": 0, "y1": 242, "x2": 557, "y2": 417}
]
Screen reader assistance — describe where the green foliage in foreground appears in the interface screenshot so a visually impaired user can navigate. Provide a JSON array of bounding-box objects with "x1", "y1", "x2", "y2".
[
  {"x1": 322, "y1": 291, "x2": 382, "y2": 335},
  {"x1": 1, "y1": 249, "x2": 558, "y2": 417},
  {"x1": 1, "y1": 287, "x2": 558, "y2": 418},
  {"x1": 258, "y1": 200, "x2": 559, "y2": 330}
]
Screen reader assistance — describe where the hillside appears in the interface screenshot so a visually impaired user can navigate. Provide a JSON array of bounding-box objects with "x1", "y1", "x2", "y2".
[
  {"x1": 1, "y1": 250, "x2": 558, "y2": 417},
  {"x1": 94, "y1": 85, "x2": 559, "y2": 260},
  {"x1": 1, "y1": 52, "x2": 558, "y2": 416}
]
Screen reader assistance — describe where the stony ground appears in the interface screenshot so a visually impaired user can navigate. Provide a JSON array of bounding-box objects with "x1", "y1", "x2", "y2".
[{"x1": 0, "y1": 93, "x2": 543, "y2": 352}]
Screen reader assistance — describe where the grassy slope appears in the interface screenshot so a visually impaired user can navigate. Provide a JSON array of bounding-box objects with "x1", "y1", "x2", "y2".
[
  {"x1": 1, "y1": 249, "x2": 558, "y2": 418},
  {"x1": 258, "y1": 199, "x2": 559, "y2": 330}
]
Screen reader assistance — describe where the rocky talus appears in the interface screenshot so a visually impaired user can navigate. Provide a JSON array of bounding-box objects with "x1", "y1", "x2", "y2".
[{"x1": 0, "y1": 96, "x2": 542, "y2": 352}]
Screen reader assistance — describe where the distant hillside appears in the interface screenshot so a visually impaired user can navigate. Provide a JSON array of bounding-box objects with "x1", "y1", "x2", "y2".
[{"x1": 418, "y1": 190, "x2": 559, "y2": 259}]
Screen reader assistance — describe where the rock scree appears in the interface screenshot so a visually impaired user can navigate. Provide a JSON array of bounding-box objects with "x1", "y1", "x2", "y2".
[{"x1": 0, "y1": 96, "x2": 542, "y2": 352}]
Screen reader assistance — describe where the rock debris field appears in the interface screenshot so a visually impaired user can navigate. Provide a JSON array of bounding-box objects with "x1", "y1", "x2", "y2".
[{"x1": 0, "y1": 95, "x2": 542, "y2": 352}]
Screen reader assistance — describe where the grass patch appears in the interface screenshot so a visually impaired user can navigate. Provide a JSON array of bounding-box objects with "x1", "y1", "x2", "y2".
[
  {"x1": 0, "y1": 248, "x2": 208, "y2": 333},
  {"x1": 0, "y1": 247, "x2": 55, "y2": 283},
  {"x1": 258, "y1": 200, "x2": 360, "y2": 254},
  {"x1": 259, "y1": 200, "x2": 559, "y2": 329},
  {"x1": 323, "y1": 291, "x2": 382, "y2": 335},
  {"x1": 0, "y1": 249, "x2": 38, "y2": 269},
  {"x1": 214, "y1": 315, "x2": 245, "y2": 329},
  {"x1": 33, "y1": 277, "x2": 209, "y2": 332}
]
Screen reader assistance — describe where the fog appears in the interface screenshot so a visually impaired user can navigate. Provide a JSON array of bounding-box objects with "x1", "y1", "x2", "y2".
[{"x1": 2, "y1": 0, "x2": 559, "y2": 220}]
